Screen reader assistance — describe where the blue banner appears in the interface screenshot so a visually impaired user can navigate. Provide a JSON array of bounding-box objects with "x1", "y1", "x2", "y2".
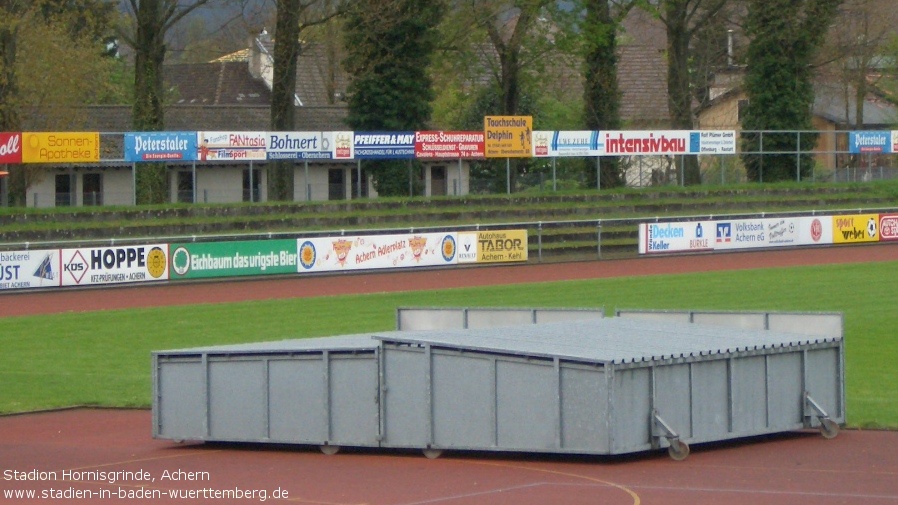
[
  {"x1": 125, "y1": 132, "x2": 197, "y2": 162},
  {"x1": 353, "y1": 132, "x2": 415, "y2": 159},
  {"x1": 849, "y1": 131, "x2": 891, "y2": 154}
]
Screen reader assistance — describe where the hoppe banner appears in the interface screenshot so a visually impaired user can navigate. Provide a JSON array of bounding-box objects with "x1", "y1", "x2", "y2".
[
  {"x1": 531, "y1": 131, "x2": 602, "y2": 157},
  {"x1": 0, "y1": 249, "x2": 60, "y2": 290},
  {"x1": 297, "y1": 232, "x2": 457, "y2": 272},
  {"x1": 414, "y1": 131, "x2": 485, "y2": 159},
  {"x1": 0, "y1": 132, "x2": 22, "y2": 164},
  {"x1": 125, "y1": 132, "x2": 197, "y2": 162},
  {"x1": 354, "y1": 132, "x2": 416, "y2": 159},
  {"x1": 849, "y1": 131, "x2": 892, "y2": 154},
  {"x1": 60, "y1": 244, "x2": 169, "y2": 287},
  {"x1": 267, "y1": 132, "x2": 333, "y2": 160},
  {"x1": 197, "y1": 131, "x2": 267, "y2": 161}
]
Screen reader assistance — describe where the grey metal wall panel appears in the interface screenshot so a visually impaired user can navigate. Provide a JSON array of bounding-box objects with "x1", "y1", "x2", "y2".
[
  {"x1": 398, "y1": 309, "x2": 466, "y2": 331},
  {"x1": 653, "y1": 364, "x2": 693, "y2": 440},
  {"x1": 329, "y1": 356, "x2": 379, "y2": 445},
  {"x1": 690, "y1": 360, "x2": 730, "y2": 442},
  {"x1": 432, "y1": 353, "x2": 494, "y2": 448},
  {"x1": 496, "y1": 360, "x2": 556, "y2": 450},
  {"x1": 610, "y1": 368, "x2": 651, "y2": 453},
  {"x1": 157, "y1": 361, "x2": 205, "y2": 440},
  {"x1": 768, "y1": 313, "x2": 843, "y2": 338},
  {"x1": 382, "y1": 347, "x2": 428, "y2": 447},
  {"x1": 268, "y1": 358, "x2": 327, "y2": 443},
  {"x1": 767, "y1": 353, "x2": 804, "y2": 429},
  {"x1": 209, "y1": 361, "x2": 266, "y2": 441},
  {"x1": 692, "y1": 313, "x2": 766, "y2": 330},
  {"x1": 534, "y1": 309, "x2": 604, "y2": 324},
  {"x1": 467, "y1": 310, "x2": 533, "y2": 329},
  {"x1": 731, "y1": 356, "x2": 768, "y2": 434},
  {"x1": 616, "y1": 310, "x2": 692, "y2": 323},
  {"x1": 560, "y1": 366, "x2": 607, "y2": 451},
  {"x1": 806, "y1": 347, "x2": 842, "y2": 423}
]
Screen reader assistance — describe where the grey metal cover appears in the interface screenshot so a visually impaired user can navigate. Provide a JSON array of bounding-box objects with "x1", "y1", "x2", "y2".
[{"x1": 153, "y1": 334, "x2": 378, "y2": 356}]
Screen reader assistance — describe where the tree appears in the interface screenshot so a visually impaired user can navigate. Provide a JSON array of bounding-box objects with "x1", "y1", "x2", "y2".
[
  {"x1": 268, "y1": 0, "x2": 344, "y2": 201},
  {"x1": 740, "y1": 0, "x2": 841, "y2": 182},
  {"x1": 342, "y1": 0, "x2": 444, "y2": 196},
  {"x1": 119, "y1": 0, "x2": 214, "y2": 204},
  {"x1": 581, "y1": 0, "x2": 634, "y2": 188}
]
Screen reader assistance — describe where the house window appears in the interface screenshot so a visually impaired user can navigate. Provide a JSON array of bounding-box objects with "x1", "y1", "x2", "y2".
[
  {"x1": 328, "y1": 168, "x2": 345, "y2": 200},
  {"x1": 55, "y1": 174, "x2": 73, "y2": 207},
  {"x1": 738, "y1": 99, "x2": 749, "y2": 122},
  {"x1": 243, "y1": 168, "x2": 261, "y2": 202},
  {"x1": 177, "y1": 172, "x2": 194, "y2": 203},
  {"x1": 83, "y1": 173, "x2": 102, "y2": 206},
  {"x1": 431, "y1": 166, "x2": 447, "y2": 196}
]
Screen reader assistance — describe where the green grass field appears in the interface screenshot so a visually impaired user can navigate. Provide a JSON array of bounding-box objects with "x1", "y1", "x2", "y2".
[{"x1": 1, "y1": 261, "x2": 896, "y2": 428}]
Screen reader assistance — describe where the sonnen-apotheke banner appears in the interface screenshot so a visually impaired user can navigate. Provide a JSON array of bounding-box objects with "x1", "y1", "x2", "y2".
[
  {"x1": 484, "y1": 116, "x2": 532, "y2": 157},
  {"x1": 22, "y1": 132, "x2": 99, "y2": 163}
]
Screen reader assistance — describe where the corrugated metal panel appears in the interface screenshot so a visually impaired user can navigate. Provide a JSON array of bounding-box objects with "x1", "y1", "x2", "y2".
[
  {"x1": 154, "y1": 335, "x2": 378, "y2": 356},
  {"x1": 375, "y1": 318, "x2": 840, "y2": 366}
]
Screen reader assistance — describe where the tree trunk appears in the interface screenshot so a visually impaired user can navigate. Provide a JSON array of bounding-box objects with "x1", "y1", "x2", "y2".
[
  {"x1": 0, "y1": 5, "x2": 24, "y2": 206},
  {"x1": 132, "y1": 0, "x2": 168, "y2": 204},
  {"x1": 269, "y1": 0, "x2": 301, "y2": 201},
  {"x1": 665, "y1": 0, "x2": 700, "y2": 186}
]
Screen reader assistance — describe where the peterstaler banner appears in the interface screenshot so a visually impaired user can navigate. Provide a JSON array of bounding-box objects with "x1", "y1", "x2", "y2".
[
  {"x1": 125, "y1": 132, "x2": 197, "y2": 162},
  {"x1": 197, "y1": 131, "x2": 267, "y2": 161},
  {"x1": 297, "y1": 232, "x2": 457, "y2": 273},
  {"x1": 414, "y1": 131, "x2": 484, "y2": 159},
  {"x1": 457, "y1": 230, "x2": 528, "y2": 263},
  {"x1": 484, "y1": 116, "x2": 532, "y2": 157},
  {"x1": 0, "y1": 249, "x2": 59, "y2": 290},
  {"x1": 169, "y1": 240, "x2": 299, "y2": 279},
  {"x1": 22, "y1": 132, "x2": 99, "y2": 163},
  {"x1": 60, "y1": 244, "x2": 169, "y2": 287}
]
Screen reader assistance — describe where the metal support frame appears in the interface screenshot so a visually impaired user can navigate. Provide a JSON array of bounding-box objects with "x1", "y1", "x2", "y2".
[
  {"x1": 652, "y1": 409, "x2": 690, "y2": 460},
  {"x1": 805, "y1": 392, "x2": 839, "y2": 439}
]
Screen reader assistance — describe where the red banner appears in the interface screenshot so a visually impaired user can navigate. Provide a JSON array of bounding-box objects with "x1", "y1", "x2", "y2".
[
  {"x1": 0, "y1": 133, "x2": 22, "y2": 164},
  {"x1": 414, "y1": 131, "x2": 484, "y2": 159},
  {"x1": 880, "y1": 214, "x2": 898, "y2": 241}
]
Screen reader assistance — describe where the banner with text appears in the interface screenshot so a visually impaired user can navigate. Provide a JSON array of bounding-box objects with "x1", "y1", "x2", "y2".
[
  {"x1": 22, "y1": 132, "x2": 99, "y2": 163},
  {"x1": 849, "y1": 131, "x2": 892, "y2": 154},
  {"x1": 639, "y1": 221, "x2": 715, "y2": 254},
  {"x1": 354, "y1": 132, "x2": 416, "y2": 159},
  {"x1": 532, "y1": 131, "x2": 602, "y2": 157},
  {"x1": 125, "y1": 132, "x2": 197, "y2": 162},
  {"x1": 414, "y1": 131, "x2": 485, "y2": 159},
  {"x1": 326, "y1": 131, "x2": 355, "y2": 160},
  {"x1": 832, "y1": 214, "x2": 880, "y2": 244},
  {"x1": 879, "y1": 214, "x2": 898, "y2": 242},
  {"x1": 297, "y1": 232, "x2": 457, "y2": 273},
  {"x1": 267, "y1": 132, "x2": 333, "y2": 160},
  {"x1": 457, "y1": 230, "x2": 528, "y2": 263},
  {"x1": 169, "y1": 240, "x2": 299, "y2": 279},
  {"x1": 197, "y1": 132, "x2": 267, "y2": 161},
  {"x1": 0, "y1": 249, "x2": 60, "y2": 290},
  {"x1": 60, "y1": 244, "x2": 169, "y2": 287},
  {"x1": 484, "y1": 116, "x2": 532, "y2": 157},
  {"x1": 0, "y1": 132, "x2": 22, "y2": 164}
]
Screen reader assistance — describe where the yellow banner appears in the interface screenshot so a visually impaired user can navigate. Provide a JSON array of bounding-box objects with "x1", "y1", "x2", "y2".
[
  {"x1": 484, "y1": 116, "x2": 532, "y2": 158},
  {"x1": 471, "y1": 229, "x2": 528, "y2": 263},
  {"x1": 832, "y1": 214, "x2": 880, "y2": 243},
  {"x1": 22, "y1": 132, "x2": 100, "y2": 163}
]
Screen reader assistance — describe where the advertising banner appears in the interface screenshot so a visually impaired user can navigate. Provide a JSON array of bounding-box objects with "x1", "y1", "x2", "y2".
[
  {"x1": 712, "y1": 217, "x2": 801, "y2": 250},
  {"x1": 832, "y1": 214, "x2": 879, "y2": 243},
  {"x1": 639, "y1": 221, "x2": 715, "y2": 254},
  {"x1": 22, "y1": 132, "x2": 99, "y2": 163},
  {"x1": 695, "y1": 130, "x2": 736, "y2": 154},
  {"x1": 532, "y1": 131, "x2": 602, "y2": 157},
  {"x1": 60, "y1": 244, "x2": 169, "y2": 287},
  {"x1": 197, "y1": 132, "x2": 267, "y2": 161},
  {"x1": 603, "y1": 130, "x2": 691, "y2": 156},
  {"x1": 125, "y1": 132, "x2": 197, "y2": 162},
  {"x1": 893, "y1": 131, "x2": 898, "y2": 153},
  {"x1": 326, "y1": 131, "x2": 354, "y2": 160},
  {"x1": 849, "y1": 131, "x2": 891, "y2": 153},
  {"x1": 484, "y1": 116, "x2": 532, "y2": 158},
  {"x1": 457, "y1": 230, "x2": 528, "y2": 263},
  {"x1": 0, "y1": 132, "x2": 22, "y2": 164},
  {"x1": 414, "y1": 131, "x2": 485, "y2": 159},
  {"x1": 267, "y1": 132, "x2": 333, "y2": 160},
  {"x1": 354, "y1": 132, "x2": 415, "y2": 159},
  {"x1": 297, "y1": 232, "x2": 457, "y2": 273},
  {"x1": 798, "y1": 216, "x2": 833, "y2": 245},
  {"x1": 879, "y1": 214, "x2": 898, "y2": 242},
  {"x1": 169, "y1": 240, "x2": 298, "y2": 279},
  {"x1": 0, "y1": 249, "x2": 60, "y2": 290}
]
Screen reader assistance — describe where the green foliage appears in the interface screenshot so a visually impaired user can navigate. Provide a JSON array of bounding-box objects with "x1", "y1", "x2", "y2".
[{"x1": 741, "y1": 0, "x2": 841, "y2": 182}]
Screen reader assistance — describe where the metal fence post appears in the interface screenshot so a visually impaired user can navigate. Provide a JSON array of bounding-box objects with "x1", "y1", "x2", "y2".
[
  {"x1": 537, "y1": 221, "x2": 543, "y2": 263},
  {"x1": 596, "y1": 220, "x2": 602, "y2": 259},
  {"x1": 796, "y1": 131, "x2": 801, "y2": 182}
]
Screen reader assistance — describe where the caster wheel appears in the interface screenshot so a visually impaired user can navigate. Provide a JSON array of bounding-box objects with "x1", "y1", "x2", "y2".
[
  {"x1": 820, "y1": 419, "x2": 840, "y2": 439},
  {"x1": 667, "y1": 440, "x2": 690, "y2": 461},
  {"x1": 423, "y1": 448, "x2": 443, "y2": 459},
  {"x1": 319, "y1": 444, "x2": 340, "y2": 455}
]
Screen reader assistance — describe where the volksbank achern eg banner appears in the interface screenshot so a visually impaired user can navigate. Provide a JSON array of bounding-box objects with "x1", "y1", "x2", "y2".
[
  {"x1": 60, "y1": 244, "x2": 169, "y2": 286},
  {"x1": 297, "y1": 232, "x2": 457, "y2": 272},
  {"x1": 169, "y1": 240, "x2": 298, "y2": 279},
  {"x1": 0, "y1": 249, "x2": 59, "y2": 290},
  {"x1": 125, "y1": 132, "x2": 197, "y2": 162}
]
